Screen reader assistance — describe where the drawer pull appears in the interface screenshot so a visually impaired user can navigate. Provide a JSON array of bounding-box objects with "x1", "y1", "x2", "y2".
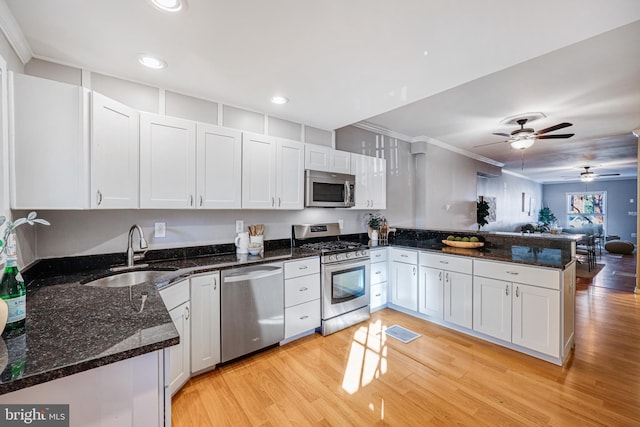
[
  {"x1": 300, "y1": 315, "x2": 309, "y2": 320},
  {"x1": 375, "y1": 293, "x2": 381, "y2": 297},
  {"x1": 401, "y1": 254, "x2": 409, "y2": 258},
  {"x1": 375, "y1": 271, "x2": 381, "y2": 274},
  {"x1": 299, "y1": 287, "x2": 308, "y2": 292},
  {"x1": 439, "y1": 260, "x2": 449, "y2": 264},
  {"x1": 506, "y1": 271, "x2": 519, "y2": 275},
  {"x1": 299, "y1": 265, "x2": 308, "y2": 270},
  {"x1": 375, "y1": 253, "x2": 382, "y2": 258}
]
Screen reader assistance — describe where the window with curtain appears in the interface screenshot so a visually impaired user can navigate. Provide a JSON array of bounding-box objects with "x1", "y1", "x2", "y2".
[{"x1": 566, "y1": 191, "x2": 606, "y2": 232}]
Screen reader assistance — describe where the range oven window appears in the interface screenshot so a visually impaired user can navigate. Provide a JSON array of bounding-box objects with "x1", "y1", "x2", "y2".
[
  {"x1": 331, "y1": 265, "x2": 365, "y2": 303},
  {"x1": 312, "y1": 182, "x2": 345, "y2": 203}
]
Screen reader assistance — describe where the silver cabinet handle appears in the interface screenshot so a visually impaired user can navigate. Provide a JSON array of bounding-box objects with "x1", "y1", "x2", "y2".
[
  {"x1": 300, "y1": 315, "x2": 309, "y2": 320},
  {"x1": 375, "y1": 293, "x2": 381, "y2": 297},
  {"x1": 299, "y1": 265, "x2": 308, "y2": 270},
  {"x1": 97, "y1": 190, "x2": 103, "y2": 206},
  {"x1": 200, "y1": 195, "x2": 203, "y2": 206},
  {"x1": 505, "y1": 285, "x2": 509, "y2": 296},
  {"x1": 375, "y1": 253, "x2": 382, "y2": 258},
  {"x1": 506, "y1": 271, "x2": 519, "y2": 275},
  {"x1": 413, "y1": 267, "x2": 416, "y2": 275},
  {"x1": 278, "y1": 197, "x2": 281, "y2": 207},
  {"x1": 401, "y1": 254, "x2": 409, "y2": 258},
  {"x1": 439, "y1": 271, "x2": 442, "y2": 280},
  {"x1": 271, "y1": 197, "x2": 275, "y2": 207},
  {"x1": 184, "y1": 306, "x2": 190, "y2": 320},
  {"x1": 375, "y1": 270, "x2": 381, "y2": 274},
  {"x1": 439, "y1": 260, "x2": 449, "y2": 264},
  {"x1": 299, "y1": 287, "x2": 308, "y2": 292},
  {"x1": 515, "y1": 286, "x2": 520, "y2": 298},
  {"x1": 213, "y1": 278, "x2": 217, "y2": 291},
  {"x1": 189, "y1": 195, "x2": 193, "y2": 206},
  {"x1": 445, "y1": 272, "x2": 449, "y2": 283}
]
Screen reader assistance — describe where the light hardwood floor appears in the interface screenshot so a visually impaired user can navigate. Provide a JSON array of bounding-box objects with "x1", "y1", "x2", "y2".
[{"x1": 173, "y1": 272, "x2": 640, "y2": 426}]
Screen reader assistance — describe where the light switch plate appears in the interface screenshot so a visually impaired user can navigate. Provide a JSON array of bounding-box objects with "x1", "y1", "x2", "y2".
[
  {"x1": 236, "y1": 220, "x2": 244, "y2": 233},
  {"x1": 155, "y1": 222, "x2": 166, "y2": 238}
]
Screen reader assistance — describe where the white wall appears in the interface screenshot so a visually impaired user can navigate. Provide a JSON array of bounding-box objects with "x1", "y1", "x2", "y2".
[{"x1": 477, "y1": 171, "x2": 544, "y2": 232}]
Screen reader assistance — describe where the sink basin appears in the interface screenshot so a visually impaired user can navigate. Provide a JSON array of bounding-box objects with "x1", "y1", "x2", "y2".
[{"x1": 83, "y1": 270, "x2": 169, "y2": 288}]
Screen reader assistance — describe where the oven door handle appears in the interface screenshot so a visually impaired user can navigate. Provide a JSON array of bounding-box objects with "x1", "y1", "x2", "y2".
[
  {"x1": 344, "y1": 182, "x2": 352, "y2": 207},
  {"x1": 323, "y1": 258, "x2": 370, "y2": 271}
]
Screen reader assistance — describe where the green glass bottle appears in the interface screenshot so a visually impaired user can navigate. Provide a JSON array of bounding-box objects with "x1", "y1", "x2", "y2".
[{"x1": 0, "y1": 234, "x2": 26, "y2": 335}]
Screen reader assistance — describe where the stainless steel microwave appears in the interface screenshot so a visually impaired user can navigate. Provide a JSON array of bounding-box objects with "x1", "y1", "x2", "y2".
[{"x1": 305, "y1": 170, "x2": 355, "y2": 208}]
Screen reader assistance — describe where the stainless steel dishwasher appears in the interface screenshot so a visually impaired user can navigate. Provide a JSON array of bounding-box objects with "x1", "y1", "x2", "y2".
[{"x1": 221, "y1": 263, "x2": 284, "y2": 363}]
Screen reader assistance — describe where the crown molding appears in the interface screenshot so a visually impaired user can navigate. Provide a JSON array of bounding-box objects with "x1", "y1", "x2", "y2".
[
  {"x1": 502, "y1": 168, "x2": 539, "y2": 182},
  {"x1": 353, "y1": 121, "x2": 504, "y2": 168},
  {"x1": 0, "y1": 0, "x2": 32, "y2": 64}
]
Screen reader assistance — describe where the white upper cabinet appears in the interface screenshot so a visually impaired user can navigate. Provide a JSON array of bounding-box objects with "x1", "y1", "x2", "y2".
[
  {"x1": 242, "y1": 133, "x2": 304, "y2": 209},
  {"x1": 91, "y1": 92, "x2": 139, "y2": 209},
  {"x1": 9, "y1": 72, "x2": 89, "y2": 209},
  {"x1": 196, "y1": 124, "x2": 242, "y2": 209},
  {"x1": 351, "y1": 153, "x2": 387, "y2": 210},
  {"x1": 140, "y1": 113, "x2": 196, "y2": 208},
  {"x1": 304, "y1": 143, "x2": 351, "y2": 174}
]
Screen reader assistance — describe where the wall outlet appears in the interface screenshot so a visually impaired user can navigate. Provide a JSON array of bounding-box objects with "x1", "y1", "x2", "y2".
[
  {"x1": 154, "y1": 222, "x2": 166, "y2": 238},
  {"x1": 338, "y1": 219, "x2": 344, "y2": 229},
  {"x1": 235, "y1": 220, "x2": 244, "y2": 233}
]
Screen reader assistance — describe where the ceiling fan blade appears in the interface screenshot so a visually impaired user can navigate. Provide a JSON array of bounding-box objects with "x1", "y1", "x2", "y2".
[
  {"x1": 492, "y1": 132, "x2": 511, "y2": 137},
  {"x1": 535, "y1": 122, "x2": 572, "y2": 135},
  {"x1": 473, "y1": 140, "x2": 508, "y2": 148},
  {"x1": 598, "y1": 173, "x2": 621, "y2": 177},
  {"x1": 535, "y1": 133, "x2": 574, "y2": 139}
]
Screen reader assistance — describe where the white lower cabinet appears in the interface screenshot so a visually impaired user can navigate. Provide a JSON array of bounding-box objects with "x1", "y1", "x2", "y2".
[
  {"x1": 160, "y1": 280, "x2": 191, "y2": 396},
  {"x1": 418, "y1": 266, "x2": 444, "y2": 318},
  {"x1": 389, "y1": 249, "x2": 418, "y2": 311},
  {"x1": 190, "y1": 272, "x2": 221, "y2": 374},
  {"x1": 284, "y1": 257, "x2": 321, "y2": 339},
  {"x1": 370, "y1": 248, "x2": 388, "y2": 311},
  {"x1": 473, "y1": 259, "x2": 563, "y2": 359},
  {"x1": 443, "y1": 271, "x2": 473, "y2": 329}
]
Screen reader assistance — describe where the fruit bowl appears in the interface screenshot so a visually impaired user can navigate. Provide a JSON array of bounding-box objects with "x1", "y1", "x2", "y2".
[{"x1": 441, "y1": 240, "x2": 484, "y2": 249}]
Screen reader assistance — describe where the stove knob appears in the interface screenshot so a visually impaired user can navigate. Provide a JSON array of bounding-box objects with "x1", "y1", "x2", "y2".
[
  {"x1": 328, "y1": 254, "x2": 336, "y2": 262},
  {"x1": 355, "y1": 251, "x2": 361, "y2": 257},
  {"x1": 346, "y1": 252, "x2": 352, "y2": 259}
]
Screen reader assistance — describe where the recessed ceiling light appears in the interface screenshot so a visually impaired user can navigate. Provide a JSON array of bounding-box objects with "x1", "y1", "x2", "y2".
[
  {"x1": 138, "y1": 54, "x2": 167, "y2": 69},
  {"x1": 271, "y1": 96, "x2": 289, "y2": 105},
  {"x1": 150, "y1": 0, "x2": 183, "y2": 12}
]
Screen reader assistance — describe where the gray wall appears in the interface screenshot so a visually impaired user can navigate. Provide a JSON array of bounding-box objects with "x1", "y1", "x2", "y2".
[
  {"x1": 543, "y1": 179, "x2": 637, "y2": 242},
  {"x1": 335, "y1": 126, "x2": 416, "y2": 228},
  {"x1": 477, "y1": 171, "x2": 544, "y2": 232}
]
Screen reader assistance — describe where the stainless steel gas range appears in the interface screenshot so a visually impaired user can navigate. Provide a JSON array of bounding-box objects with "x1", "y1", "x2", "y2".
[{"x1": 292, "y1": 223, "x2": 370, "y2": 336}]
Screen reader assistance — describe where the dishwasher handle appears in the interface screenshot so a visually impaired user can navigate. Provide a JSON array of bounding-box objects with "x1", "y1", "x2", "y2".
[{"x1": 223, "y1": 268, "x2": 283, "y2": 283}]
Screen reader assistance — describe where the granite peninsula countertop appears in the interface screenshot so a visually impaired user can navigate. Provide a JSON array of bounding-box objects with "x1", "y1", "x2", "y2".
[{"x1": 0, "y1": 244, "x2": 319, "y2": 395}]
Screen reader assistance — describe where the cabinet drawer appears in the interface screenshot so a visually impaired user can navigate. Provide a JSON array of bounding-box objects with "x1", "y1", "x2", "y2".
[
  {"x1": 370, "y1": 248, "x2": 388, "y2": 263},
  {"x1": 160, "y1": 279, "x2": 190, "y2": 311},
  {"x1": 284, "y1": 257, "x2": 320, "y2": 279},
  {"x1": 285, "y1": 274, "x2": 320, "y2": 307},
  {"x1": 474, "y1": 259, "x2": 560, "y2": 290},
  {"x1": 370, "y1": 262, "x2": 388, "y2": 285},
  {"x1": 389, "y1": 248, "x2": 417, "y2": 264},
  {"x1": 419, "y1": 252, "x2": 472, "y2": 274},
  {"x1": 370, "y1": 282, "x2": 388, "y2": 309},
  {"x1": 285, "y1": 300, "x2": 320, "y2": 338}
]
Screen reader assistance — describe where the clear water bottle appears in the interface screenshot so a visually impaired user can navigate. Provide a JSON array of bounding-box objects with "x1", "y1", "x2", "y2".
[{"x1": 0, "y1": 234, "x2": 26, "y2": 336}]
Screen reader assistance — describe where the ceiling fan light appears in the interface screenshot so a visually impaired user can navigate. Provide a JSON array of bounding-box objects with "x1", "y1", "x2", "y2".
[
  {"x1": 581, "y1": 174, "x2": 595, "y2": 182},
  {"x1": 510, "y1": 139, "x2": 535, "y2": 150}
]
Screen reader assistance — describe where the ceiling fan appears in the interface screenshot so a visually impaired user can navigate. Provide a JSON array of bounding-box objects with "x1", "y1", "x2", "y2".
[
  {"x1": 476, "y1": 118, "x2": 574, "y2": 149},
  {"x1": 577, "y1": 166, "x2": 620, "y2": 182}
]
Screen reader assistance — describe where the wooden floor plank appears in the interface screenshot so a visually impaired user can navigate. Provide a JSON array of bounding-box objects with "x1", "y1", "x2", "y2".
[{"x1": 173, "y1": 252, "x2": 640, "y2": 426}]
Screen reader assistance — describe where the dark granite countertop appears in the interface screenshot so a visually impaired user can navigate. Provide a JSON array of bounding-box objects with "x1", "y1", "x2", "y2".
[{"x1": 0, "y1": 243, "x2": 319, "y2": 396}]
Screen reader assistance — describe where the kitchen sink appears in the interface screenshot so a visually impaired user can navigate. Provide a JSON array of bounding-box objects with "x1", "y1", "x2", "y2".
[{"x1": 83, "y1": 270, "x2": 171, "y2": 288}]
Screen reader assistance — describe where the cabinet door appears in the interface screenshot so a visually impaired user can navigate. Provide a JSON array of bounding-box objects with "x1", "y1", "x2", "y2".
[
  {"x1": 330, "y1": 150, "x2": 351, "y2": 174},
  {"x1": 276, "y1": 139, "x2": 304, "y2": 209},
  {"x1": 168, "y1": 301, "x2": 191, "y2": 395},
  {"x1": 350, "y1": 153, "x2": 370, "y2": 209},
  {"x1": 190, "y1": 273, "x2": 221, "y2": 374},
  {"x1": 305, "y1": 143, "x2": 331, "y2": 171},
  {"x1": 418, "y1": 266, "x2": 444, "y2": 318},
  {"x1": 196, "y1": 124, "x2": 242, "y2": 209},
  {"x1": 140, "y1": 113, "x2": 196, "y2": 208},
  {"x1": 512, "y1": 283, "x2": 560, "y2": 357},
  {"x1": 370, "y1": 157, "x2": 387, "y2": 209},
  {"x1": 242, "y1": 132, "x2": 277, "y2": 208},
  {"x1": 444, "y1": 271, "x2": 473, "y2": 329},
  {"x1": 10, "y1": 72, "x2": 89, "y2": 209},
  {"x1": 390, "y1": 261, "x2": 418, "y2": 311},
  {"x1": 91, "y1": 92, "x2": 139, "y2": 208},
  {"x1": 473, "y1": 276, "x2": 511, "y2": 341}
]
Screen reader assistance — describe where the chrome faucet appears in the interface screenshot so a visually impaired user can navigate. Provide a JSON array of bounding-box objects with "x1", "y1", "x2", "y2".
[{"x1": 126, "y1": 224, "x2": 149, "y2": 268}]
